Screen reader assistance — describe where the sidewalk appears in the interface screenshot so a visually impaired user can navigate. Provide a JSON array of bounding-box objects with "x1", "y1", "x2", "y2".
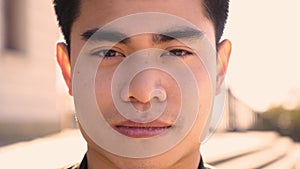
[{"x1": 201, "y1": 131, "x2": 300, "y2": 169}]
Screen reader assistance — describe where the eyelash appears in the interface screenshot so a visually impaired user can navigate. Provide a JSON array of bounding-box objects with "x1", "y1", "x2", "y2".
[
  {"x1": 161, "y1": 49, "x2": 193, "y2": 58},
  {"x1": 91, "y1": 48, "x2": 193, "y2": 59},
  {"x1": 91, "y1": 49, "x2": 125, "y2": 58}
]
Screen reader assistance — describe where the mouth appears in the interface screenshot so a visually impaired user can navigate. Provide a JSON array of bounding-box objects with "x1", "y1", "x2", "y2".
[{"x1": 114, "y1": 121, "x2": 172, "y2": 138}]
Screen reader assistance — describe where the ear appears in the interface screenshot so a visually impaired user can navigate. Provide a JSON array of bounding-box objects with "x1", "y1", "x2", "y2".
[
  {"x1": 216, "y1": 39, "x2": 232, "y2": 95},
  {"x1": 56, "y1": 42, "x2": 72, "y2": 96}
]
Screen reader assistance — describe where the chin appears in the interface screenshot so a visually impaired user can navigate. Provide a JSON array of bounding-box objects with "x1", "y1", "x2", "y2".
[{"x1": 80, "y1": 122, "x2": 201, "y2": 169}]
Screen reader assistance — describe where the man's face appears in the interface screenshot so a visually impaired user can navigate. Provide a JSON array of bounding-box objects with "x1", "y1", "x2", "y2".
[{"x1": 57, "y1": 0, "x2": 231, "y2": 168}]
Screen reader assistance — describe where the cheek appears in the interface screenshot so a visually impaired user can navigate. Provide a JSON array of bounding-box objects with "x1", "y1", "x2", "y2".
[
  {"x1": 160, "y1": 74, "x2": 182, "y2": 122},
  {"x1": 187, "y1": 58, "x2": 214, "y2": 132},
  {"x1": 187, "y1": 58, "x2": 214, "y2": 110},
  {"x1": 95, "y1": 72, "x2": 111, "y2": 102},
  {"x1": 94, "y1": 67, "x2": 120, "y2": 122}
]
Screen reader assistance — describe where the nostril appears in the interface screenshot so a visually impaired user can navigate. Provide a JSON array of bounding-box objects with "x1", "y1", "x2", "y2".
[
  {"x1": 150, "y1": 88, "x2": 167, "y2": 102},
  {"x1": 128, "y1": 96, "x2": 138, "y2": 102}
]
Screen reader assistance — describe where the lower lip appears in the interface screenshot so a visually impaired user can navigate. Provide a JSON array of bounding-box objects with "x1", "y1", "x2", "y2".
[{"x1": 115, "y1": 126, "x2": 170, "y2": 138}]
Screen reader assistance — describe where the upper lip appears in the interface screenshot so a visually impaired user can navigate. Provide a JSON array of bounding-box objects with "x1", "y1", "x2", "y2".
[{"x1": 115, "y1": 120, "x2": 172, "y2": 128}]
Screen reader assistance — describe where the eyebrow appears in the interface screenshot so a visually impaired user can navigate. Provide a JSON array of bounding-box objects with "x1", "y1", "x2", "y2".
[
  {"x1": 80, "y1": 27, "x2": 203, "y2": 44},
  {"x1": 154, "y1": 27, "x2": 203, "y2": 43},
  {"x1": 81, "y1": 28, "x2": 130, "y2": 44}
]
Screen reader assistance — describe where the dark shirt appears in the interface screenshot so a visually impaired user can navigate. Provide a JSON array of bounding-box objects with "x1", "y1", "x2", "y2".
[{"x1": 64, "y1": 154, "x2": 210, "y2": 169}]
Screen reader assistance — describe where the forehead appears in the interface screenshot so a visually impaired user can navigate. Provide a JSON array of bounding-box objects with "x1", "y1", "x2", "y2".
[
  {"x1": 80, "y1": 0, "x2": 204, "y2": 17},
  {"x1": 75, "y1": 0, "x2": 211, "y2": 30},
  {"x1": 71, "y1": 0, "x2": 216, "y2": 59}
]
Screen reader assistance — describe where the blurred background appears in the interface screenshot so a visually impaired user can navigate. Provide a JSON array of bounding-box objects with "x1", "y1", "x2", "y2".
[
  {"x1": 0, "y1": 0, "x2": 299, "y2": 168},
  {"x1": 0, "y1": 0, "x2": 74, "y2": 147}
]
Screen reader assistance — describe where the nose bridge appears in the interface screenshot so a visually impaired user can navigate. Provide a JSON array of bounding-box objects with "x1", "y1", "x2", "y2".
[
  {"x1": 129, "y1": 34, "x2": 154, "y2": 51},
  {"x1": 129, "y1": 69, "x2": 163, "y2": 103}
]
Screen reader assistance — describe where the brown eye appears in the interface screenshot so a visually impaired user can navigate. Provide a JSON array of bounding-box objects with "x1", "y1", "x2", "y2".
[
  {"x1": 161, "y1": 49, "x2": 193, "y2": 57},
  {"x1": 92, "y1": 49, "x2": 125, "y2": 58}
]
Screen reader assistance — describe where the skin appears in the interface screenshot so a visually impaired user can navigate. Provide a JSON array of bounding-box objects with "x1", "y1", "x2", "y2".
[{"x1": 56, "y1": 0, "x2": 232, "y2": 169}]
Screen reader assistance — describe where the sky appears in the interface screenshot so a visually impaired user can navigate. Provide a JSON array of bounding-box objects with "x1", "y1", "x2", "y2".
[{"x1": 224, "y1": 0, "x2": 300, "y2": 111}]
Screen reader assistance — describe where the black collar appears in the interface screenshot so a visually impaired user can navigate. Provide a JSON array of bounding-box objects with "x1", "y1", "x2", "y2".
[
  {"x1": 79, "y1": 154, "x2": 87, "y2": 169},
  {"x1": 79, "y1": 154, "x2": 205, "y2": 169},
  {"x1": 199, "y1": 157, "x2": 205, "y2": 169}
]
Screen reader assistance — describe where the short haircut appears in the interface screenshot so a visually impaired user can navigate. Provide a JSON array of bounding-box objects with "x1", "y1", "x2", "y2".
[{"x1": 53, "y1": 0, "x2": 229, "y2": 54}]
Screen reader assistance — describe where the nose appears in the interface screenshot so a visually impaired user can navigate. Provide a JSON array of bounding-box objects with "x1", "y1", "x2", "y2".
[{"x1": 121, "y1": 69, "x2": 167, "y2": 105}]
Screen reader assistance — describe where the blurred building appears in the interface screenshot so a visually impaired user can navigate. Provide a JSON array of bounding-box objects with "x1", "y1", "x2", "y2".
[
  {"x1": 0, "y1": 0, "x2": 73, "y2": 146},
  {"x1": 215, "y1": 89, "x2": 258, "y2": 132}
]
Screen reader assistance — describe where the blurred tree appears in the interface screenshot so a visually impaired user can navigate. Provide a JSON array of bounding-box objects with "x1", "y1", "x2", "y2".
[{"x1": 256, "y1": 106, "x2": 300, "y2": 141}]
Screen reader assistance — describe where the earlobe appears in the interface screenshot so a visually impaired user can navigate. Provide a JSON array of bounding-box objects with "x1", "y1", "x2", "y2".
[
  {"x1": 216, "y1": 39, "x2": 232, "y2": 95},
  {"x1": 56, "y1": 42, "x2": 72, "y2": 95}
]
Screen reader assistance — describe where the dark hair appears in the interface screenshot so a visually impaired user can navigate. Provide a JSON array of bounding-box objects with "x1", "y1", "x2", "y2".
[
  {"x1": 53, "y1": 0, "x2": 81, "y2": 53},
  {"x1": 203, "y1": 0, "x2": 229, "y2": 44},
  {"x1": 53, "y1": 0, "x2": 229, "y2": 53}
]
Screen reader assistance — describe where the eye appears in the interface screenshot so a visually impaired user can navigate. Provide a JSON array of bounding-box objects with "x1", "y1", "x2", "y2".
[
  {"x1": 161, "y1": 49, "x2": 193, "y2": 58},
  {"x1": 91, "y1": 49, "x2": 125, "y2": 58}
]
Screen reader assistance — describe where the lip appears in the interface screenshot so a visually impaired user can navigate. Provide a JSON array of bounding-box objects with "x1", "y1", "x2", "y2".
[{"x1": 114, "y1": 120, "x2": 172, "y2": 138}]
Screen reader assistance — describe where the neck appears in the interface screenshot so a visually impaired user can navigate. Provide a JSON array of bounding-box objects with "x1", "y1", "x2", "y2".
[{"x1": 86, "y1": 146, "x2": 201, "y2": 169}]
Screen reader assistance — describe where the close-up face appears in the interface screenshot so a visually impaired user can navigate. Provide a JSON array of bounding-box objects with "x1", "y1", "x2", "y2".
[{"x1": 57, "y1": 0, "x2": 231, "y2": 168}]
